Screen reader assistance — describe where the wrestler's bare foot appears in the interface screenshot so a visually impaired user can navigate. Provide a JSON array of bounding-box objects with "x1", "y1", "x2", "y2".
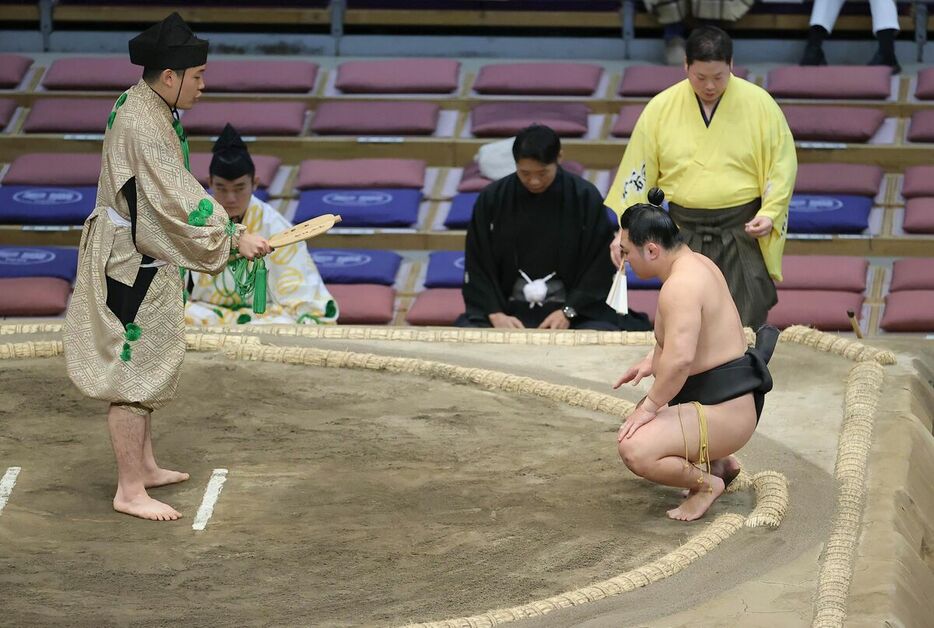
[
  {"x1": 681, "y1": 456, "x2": 741, "y2": 496},
  {"x1": 144, "y1": 468, "x2": 190, "y2": 488},
  {"x1": 668, "y1": 475, "x2": 725, "y2": 522},
  {"x1": 113, "y1": 491, "x2": 182, "y2": 521}
]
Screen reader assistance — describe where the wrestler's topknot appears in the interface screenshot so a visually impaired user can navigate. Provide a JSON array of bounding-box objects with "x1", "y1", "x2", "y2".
[{"x1": 647, "y1": 187, "x2": 665, "y2": 206}]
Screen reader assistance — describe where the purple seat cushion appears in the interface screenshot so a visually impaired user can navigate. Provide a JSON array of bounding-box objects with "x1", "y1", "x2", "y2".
[
  {"x1": 767, "y1": 66, "x2": 892, "y2": 100},
  {"x1": 326, "y1": 283, "x2": 396, "y2": 324},
  {"x1": 405, "y1": 288, "x2": 465, "y2": 326},
  {"x1": 794, "y1": 163, "x2": 883, "y2": 196},
  {"x1": 311, "y1": 101, "x2": 440, "y2": 135},
  {"x1": 889, "y1": 259, "x2": 934, "y2": 291},
  {"x1": 915, "y1": 67, "x2": 934, "y2": 100},
  {"x1": 181, "y1": 102, "x2": 308, "y2": 135},
  {"x1": 0, "y1": 99, "x2": 15, "y2": 129},
  {"x1": 781, "y1": 106, "x2": 885, "y2": 143},
  {"x1": 903, "y1": 198, "x2": 934, "y2": 234},
  {"x1": 617, "y1": 65, "x2": 748, "y2": 97},
  {"x1": 881, "y1": 290, "x2": 934, "y2": 332},
  {"x1": 296, "y1": 158, "x2": 426, "y2": 189},
  {"x1": 0, "y1": 53, "x2": 33, "y2": 88},
  {"x1": 902, "y1": 166, "x2": 934, "y2": 198},
  {"x1": 471, "y1": 102, "x2": 590, "y2": 137},
  {"x1": 628, "y1": 290, "x2": 659, "y2": 323},
  {"x1": 42, "y1": 57, "x2": 139, "y2": 91},
  {"x1": 473, "y1": 62, "x2": 603, "y2": 96},
  {"x1": 4, "y1": 153, "x2": 102, "y2": 185},
  {"x1": 336, "y1": 59, "x2": 460, "y2": 94},
  {"x1": 204, "y1": 60, "x2": 318, "y2": 93},
  {"x1": 0, "y1": 277, "x2": 72, "y2": 316},
  {"x1": 23, "y1": 98, "x2": 113, "y2": 133},
  {"x1": 779, "y1": 256, "x2": 867, "y2": 292},
  {"x1": 189, "y1": 153, "x2": 281, "y2": 188},
  {"x1": 610, "y1": 104, "x2": 645, "y2": 138},
  {"x1": 457, "y1": 159, "x2": 584, "y2": 192},
  {"x1": 768, "y1": 290, "x2": 864, "y2": 331},
  {"x1": 907, "y1": 110, "x2": 934, "y2": 142}
]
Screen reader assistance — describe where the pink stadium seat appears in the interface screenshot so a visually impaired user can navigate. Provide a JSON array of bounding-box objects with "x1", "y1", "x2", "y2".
[
  {"x1": 457, "y1": 160, "x2": 585, "y2": 192},
  {"x1": 189, "y1": 153, "x2": 281, "y2": 188},
  {"x1": 204, "y1": 60, "x2": 319, "y2": 93},
  {"x1": 22, "y1": 98, "x2": 112, "y2": 133},
  {"x1": 902, "y1": 165, "x2": 934, "y2": 197},
  {"x1": 296, "y1": 159, "x2": 426, "y2": 189},
  {"x1": 470, "y1": 102, "x2": 590, "y2": 137},
  {"x1": 405, "y1": 288, "x2": 465, "y2": 326},
  {"x1": 336, "y1": 59, "x2": 460, "y2": 94},
  {"x1": 0, "y1": 53, "x2": 33, "y2": 88},
  {"x1": 617, "y1": 65, "x2": 749, "y2": 97},
  {"x1": 880, "y1": 290, "x2": 934, "y2": 332},
  {"x1": 768, "y1": 290, "x2": 864, "y2": 331},
  {"x1": 628, "y1": 290, "x2": 659, "y2": 323},
  {"x1": 794, "y1": 163, "x2": 884, "y2": 196},
  {"x1": 889, "y1": 258, "x2": 934, "y2": 291},
  {"x1": 907, "y1": 110, "x2": 934, "y2": 142},
  {"x1": 779, "y1": 256, "x2": 867, "y2": 292},
  {"x1": 766, "y1": 66, "x2": 892, "y2": 100},
  {"x1": 181, "y1": 102, "x2": 308, "y2": 135},
  {"x1": 473, "y1": 62, "x2": 603, "y2": 96},
  {"x1": 903, "y1": 198, "x2": 934, "y2": 234},
  {"x1": 781, "y1": 106, "x2": 885, "y2": 143},
  {"x1": 327, "y1": 283, "x2": 396, "y2": 324},
  {"x1": 610, "y1": 104, "x2": 644, "y2": 138},
  {"x1": 3, "y1": 153, "x2": 102, "y2": 185},
  {"x1": 914, "y1": 67, "x2": 934, "y2": 100},
  {"x1": 311, "y1": 101, "x2": 440, "y2": 135},
  {"x1": 0, "y1": 277, "x2": 72, "y2": 316},
  {"x1": 42, "y1": 57, "x2": 139, "y2": 91}
]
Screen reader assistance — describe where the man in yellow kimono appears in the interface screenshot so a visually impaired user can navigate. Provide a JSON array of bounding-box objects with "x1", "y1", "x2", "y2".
[
  {"x1": 606, "y1": 26, "x2": 796, "y2": 329},
  {"x1": 63, "y1": 13, "x2": 272, "y2": 522},
  {"x1": 184, "y1": 124, "x2": 338, "y2": 326}
]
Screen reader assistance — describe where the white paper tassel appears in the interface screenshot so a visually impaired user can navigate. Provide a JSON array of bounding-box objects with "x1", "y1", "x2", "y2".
[{"x1": 606, "y1": 268, "x2": 628, "y2": 314}]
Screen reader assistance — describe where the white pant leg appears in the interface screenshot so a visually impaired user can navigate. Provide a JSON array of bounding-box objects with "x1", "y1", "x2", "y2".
[
  {"x1": 809, "y1": 0, "x2": 847, "y2": 33},
  {"x1": 869, "y1": 0, "x2": 900, "y2": 33}
]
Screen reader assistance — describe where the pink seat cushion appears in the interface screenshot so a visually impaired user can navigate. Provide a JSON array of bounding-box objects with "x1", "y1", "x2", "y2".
[
  {"x1": 181, "y1": 102, "x2": 308, "y2": 136},
  {"x1": 881, "y1": 290, "x2": 934, "y2": 332},
  {"x1": 471, "y1": 102, "x2": 590, "y2": 138},
  {"x1": 907, "y1": 110, "x2": 934, "y2": 142},
  {"x1": 0, "y1": 53, "x2": 33, "y2": 88},
  {"x1": 915, "y1": 67, "x2": 934, "y2": 100},
  {"x1": 889, "y1": 258, "x2": 934, "y2": 291},
  {"x1": 474, "y1": 62, "x2": 603, "y2": 96},
  {"x1": 610, "y1": 104, "x2": 645, "y2": 138},
  {"x1": 457, "y1": 160, "x2": 585, "y2": 192},
  {"x1": 779, "y1": 256, "x2": 867, "y2": 292},
  {"x1": 188, "y1": 153, "x2": 281, "y2": 188},
  {"x1": 0, "y1": 99, "x2": 15, "y2": 129},
  {"x1": 23, "y1": 98, "x2": 113, "y2": 133},
  {"x1": 781, "y1": 106, "x2": 885, "y2": 143},
  {"x1": 42, "y1": 57, "x2": 138, "y2": 91},
  {"x1": 794, "y1": 163, "x2": 883, "y2": 196},
  {"x1": 617, "y1": 65, "x2": 749, "y2": 97},
  {"x1": 336, "y1": 59, "x2": 460, "y2": 94},
  {"x1": 327, "y1": 283, "x2": 396, "y2": 324},
  {"x1": 902, "y1": 166, "x2": 934, "y2": 198},
  {"x1": 204, "y1": 60, "x2": 318, "y2": 93},
  {"x1": 627, "y1": 290, "x2": 659, "y2": 323},
  {"x1": 296, "y1": 158, "x2": 426, "y2": 190},
  {"x1": 0, "y1": 277, "x2": 72, "y2": 316},
  {"x1": 4, "y1": 153, "x2": 102, "y2": 186},
  {"x1": 405, "y1": 288, "x2": 465, "y2": 326},
  {"x1": 766, "y1": 66, "x2": 892, "y2": 100},
  {"x1": 768, "y1": 290, "x2": 864, "y2": 331},
  {"x1": 311, "y1": 101, "x2": 439, "y2": 135},
  {"x1": 903, "y1": 197, "x2": 934, "y2": 234}
]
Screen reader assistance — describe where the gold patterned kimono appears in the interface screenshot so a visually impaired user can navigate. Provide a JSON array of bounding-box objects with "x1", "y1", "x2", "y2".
[{"x1": 63, "y1": 80, "x2": 236, "y2": 411}]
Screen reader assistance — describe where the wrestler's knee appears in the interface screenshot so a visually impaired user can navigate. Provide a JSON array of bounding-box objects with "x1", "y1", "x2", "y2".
[{"x1": 618, "y1": 439, "x2": 652, "y2": 477}]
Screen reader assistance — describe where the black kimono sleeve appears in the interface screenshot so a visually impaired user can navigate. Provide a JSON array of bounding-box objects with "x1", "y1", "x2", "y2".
[
  {"x1": 564, "y1": 185, "x2": 616, "y2": 321},
  {"x1": 462, "y1": 189, "x2": 508, "y2": 323}
]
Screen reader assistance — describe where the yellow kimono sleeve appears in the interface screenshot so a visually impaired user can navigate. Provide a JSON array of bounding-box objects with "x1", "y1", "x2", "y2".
[
  {"x1": 755, "y1": 102, "x2": 797, "y2": 282},
  {"x1": 605, "y1": 104, "x2": 660, "y2": 219},
  {"x1": 266, "y1": 241, "x2": 339, "y2": 324}
]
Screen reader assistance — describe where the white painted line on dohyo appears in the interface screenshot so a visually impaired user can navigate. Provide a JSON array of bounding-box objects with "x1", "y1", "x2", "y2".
[
  {"x1": 0, "y1": 467, "x2": 22, "y2": 515},
  {"x1": 192, "y1": 468, "x2": 228, "y2": 531}
]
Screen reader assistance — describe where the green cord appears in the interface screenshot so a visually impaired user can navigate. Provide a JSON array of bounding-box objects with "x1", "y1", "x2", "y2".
[{"x1": 227, "y1": 256, "x2": 267, "y2": 314}]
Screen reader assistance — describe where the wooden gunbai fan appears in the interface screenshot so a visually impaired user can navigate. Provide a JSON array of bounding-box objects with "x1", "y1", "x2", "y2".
[{"x1": 268, "y1": 213, "x2": 342, "y2": 248}]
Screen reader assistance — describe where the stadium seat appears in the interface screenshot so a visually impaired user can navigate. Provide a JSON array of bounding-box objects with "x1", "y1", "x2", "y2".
[
  {"x1": 310, "y1": 249, "x2": 402, "y2": 285},
  {"x1": 617, "y1": 65, "x2": 748, "y2": 97},
  {"x1": 0, "y1": 53, "x2": 33, "y2": 88},
  {"x1": 781, "y1": 106, "x2": 885, "y2": 142},
  {"x1": 297, "y1": 159, "x2": 427, "y2": 189},
  {"x1": 22, "y1": 98, "x2": 112, "y2": 133},
  {"x1": 473, "y1": 62, "x2": 603, "y2": 96},
  {"x1": 470, "y1": 102, "x2": 590, "y2": 137},
  {"x1": 311, "y1": 101, "x2": 440, "y2": 135},
  {"x1": 181, "y1": 101, "x2": 308, "y2": 135},
  {"x1": 327, "y1": 283, "x2": 396, "y2": 324},
  {"x1": 406, "y1": 288, "x2": 464, "y2": 326},
  {"x1": 335, "y1": 59, "x2": 460, "y2": 94},
  {"x1": 765, "y1": 65, "x2": 892, "y2": 100},
  {"x1": 880, "y1": 290, "x2": 934, "y2": 332}
]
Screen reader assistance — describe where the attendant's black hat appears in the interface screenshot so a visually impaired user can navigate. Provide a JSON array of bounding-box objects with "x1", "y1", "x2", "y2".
[
  {"x1": 129, "y1": 12, "x2": 208, "y2": 69},
  {"x1": 210, "y1": 124, "x2": 255, "y2": 180}
]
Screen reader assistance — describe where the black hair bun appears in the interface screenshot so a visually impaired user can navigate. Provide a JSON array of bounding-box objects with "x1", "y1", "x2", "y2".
[{"x1": 647, "y1": 187, "x2": 665, "y2": 206}]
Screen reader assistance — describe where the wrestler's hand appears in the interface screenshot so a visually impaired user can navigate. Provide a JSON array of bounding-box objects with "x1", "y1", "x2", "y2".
[
  {"x1": 613, "y1": 359, "x2": 653, "y2": 388},
  {"x1": 489, "y1": 312, "x2": 525, "y2": 329},
  {"x1": 609, "y1": 230, "x2": 623, "y2": 268},
  {"x1": 238, "y1": 233, "x2": 273, "y2": 260},
  {"x1": 744, "y1": 216, "x2": 773, "y2": 238},
  {"x1": 618, "y1": 406, "x2": 657, "y2": 442},
  {"x1": 538, "y1": 310, "x2": 571, "y2": 330}
]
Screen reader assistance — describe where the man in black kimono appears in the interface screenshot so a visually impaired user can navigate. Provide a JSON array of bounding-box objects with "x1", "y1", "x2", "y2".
[{"x1": 457, "y1": 124, "x2": 650, "y2": 331}]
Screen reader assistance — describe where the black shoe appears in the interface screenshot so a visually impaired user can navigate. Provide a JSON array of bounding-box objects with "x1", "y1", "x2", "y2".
[
  {"x1": 800, "y1": 43, "x2": 828, "y2": 66},
  {"x1": 868, "y1": 49, "x2": 901, "y2": 74}
]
